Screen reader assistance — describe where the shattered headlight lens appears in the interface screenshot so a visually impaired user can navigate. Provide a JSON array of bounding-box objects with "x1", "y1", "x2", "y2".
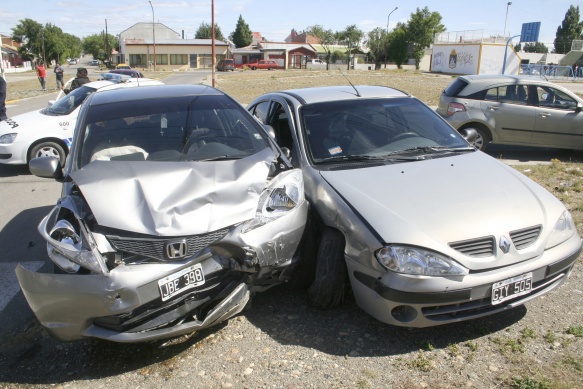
[
  {"x1": 0, "y1": 133, "x2": 17, "y2": 144},
  {"x1": 376, "y1": 245, "x2": 469, "y2": 276},
  {"x1": 41, "y1": 213, "x2": 108, "y2": 274},
  {"x1": 546, "y1": 210, "x2": 576, "y2": 249},
  {"x1": 242, "y1": 169, "x2": 304, "y2": 232}
]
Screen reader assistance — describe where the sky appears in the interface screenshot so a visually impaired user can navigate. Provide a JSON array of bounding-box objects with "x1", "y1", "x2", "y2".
[{"x1": 1, "y1": 0, "x2": 581, "y2": 49}]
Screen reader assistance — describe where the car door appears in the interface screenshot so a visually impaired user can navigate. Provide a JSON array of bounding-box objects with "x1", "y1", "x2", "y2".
[
  {"x1": 479, "y1": 84, "x2": 536, "y2": 145},
  {"x1": 530, "y1": 85, "x2": 583, "y2": 148}
]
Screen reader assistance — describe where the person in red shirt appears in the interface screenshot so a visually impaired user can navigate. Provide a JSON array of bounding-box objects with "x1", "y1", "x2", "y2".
[{"x1": 37, "y1": 62, "x2": 47, "y2": 91}]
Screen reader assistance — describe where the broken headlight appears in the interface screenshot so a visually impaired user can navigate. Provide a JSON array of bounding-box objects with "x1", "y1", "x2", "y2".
[
  {"x1": 40, "y1": 208, "x2": 108, "y2": 274},
  {"x1": 546, "y1": 210, "x2": 576, "y2": 250},
  {"x1": 376, "y1": 245, "x2": 469, "y2": 276},
  {"x1": 242, "y1": 169, "x2": 304, "y2": 232}
]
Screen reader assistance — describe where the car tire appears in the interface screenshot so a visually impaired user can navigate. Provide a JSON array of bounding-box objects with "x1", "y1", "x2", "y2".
[
  {"x1": 252, "y1": 66, "x2": 257, "y2": 70},
  {"x1": 287, "y1": 217, "x2": 319, "y2": 289},
  {"x1": 29, "y1": 141, "x2": 66, "y2": 166},
  {"x1": 307, "y1": 227, "x2": 347, "y2": 309},
  {"x1": 462, "y1": 124, "x2": 490, "y2": 151}
]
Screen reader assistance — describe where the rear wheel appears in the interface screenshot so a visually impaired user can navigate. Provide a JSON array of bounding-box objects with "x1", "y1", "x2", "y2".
[
  {"x1": 251, "y1": 66, "x2": 257, "y2": 70},
  {"x1": 29, "y1": 141, "x2": 66, "y2": 166},
  {"x1": 307, "y1": 227, "x2": 347, "y2": 309},
  {"x1": 462, "y1": 124, "x2": 490, "y2": 151}
]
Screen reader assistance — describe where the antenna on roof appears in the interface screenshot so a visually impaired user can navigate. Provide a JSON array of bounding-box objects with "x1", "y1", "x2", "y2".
[{"x1": 332, "y1": 63, "x2": 361, "y2": 97}]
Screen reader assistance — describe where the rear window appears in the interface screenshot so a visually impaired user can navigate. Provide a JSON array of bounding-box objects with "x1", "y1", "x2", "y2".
[{"x1": 443, "y1": 78, "x2": 469, "y2": 97}]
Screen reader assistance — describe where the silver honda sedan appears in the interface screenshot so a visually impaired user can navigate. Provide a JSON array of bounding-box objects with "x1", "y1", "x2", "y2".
[
  {"x1": 248, "y1": 85, "x2": 581, "y2": 328},
  {"x1": 437, "y1": 74, "x2": 583, "y2": 151},
  {"x1": 16, "y1": 85, "x2": 308, "y2": 343}
]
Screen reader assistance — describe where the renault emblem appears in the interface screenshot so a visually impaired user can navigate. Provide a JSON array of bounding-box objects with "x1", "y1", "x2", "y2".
[
  {"x1": 166, "y1": 240, "x2": 187, "y2": 259},
  {"x1": 499, "y1": 236, "x2": 511, "y2": 254}
]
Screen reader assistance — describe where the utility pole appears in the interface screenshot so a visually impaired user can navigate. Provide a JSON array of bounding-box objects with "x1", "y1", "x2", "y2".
[
  {"x1": 105, "y1": 19, "x2": 108, "y2": 65},
  {"x1": 212, "y1": 0, "x2": 216, "y2": 87}
]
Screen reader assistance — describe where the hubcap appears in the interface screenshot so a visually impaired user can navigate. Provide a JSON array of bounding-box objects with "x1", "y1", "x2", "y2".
[{"x1": 36, "y1": 146, "x2": 60, "y2": 159}]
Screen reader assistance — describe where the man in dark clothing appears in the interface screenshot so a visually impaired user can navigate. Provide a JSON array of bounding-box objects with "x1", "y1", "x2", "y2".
[
  {"x1": 64, "y1": 67, "x2": 91, "y2": 94},
  {"x1": 0, "y1": 76, "x2": 7, "y2": 121}
]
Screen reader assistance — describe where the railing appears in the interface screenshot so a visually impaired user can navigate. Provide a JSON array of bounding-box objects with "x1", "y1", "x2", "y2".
[{"x1": 519, "y1": 64, "x2": 580, "y2": 80}]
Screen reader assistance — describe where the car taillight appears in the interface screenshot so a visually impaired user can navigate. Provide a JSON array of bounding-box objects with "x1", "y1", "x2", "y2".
[{"x1": 447, "y1": 102, "x2": 466, "y2": 116}]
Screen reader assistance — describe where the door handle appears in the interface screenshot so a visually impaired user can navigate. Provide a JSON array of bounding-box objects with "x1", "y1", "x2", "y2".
[
  {"x1": 488, "y1": 106, "x2": 498, "y2": 111},
  {"x1": 539, "y1": 113, "x2": 551, "y2": 118}
]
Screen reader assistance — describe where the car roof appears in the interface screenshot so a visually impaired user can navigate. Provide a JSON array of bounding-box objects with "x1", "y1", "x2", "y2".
[
  {"x1": 455, "y1": 74, "x2": 569, "y2": 96},
  {"x1": 272, "y1": 85, "x2": 409, "y2": 105},
  {"x1": 88, "y1": 84, "x2": 224, "y2": 106}
]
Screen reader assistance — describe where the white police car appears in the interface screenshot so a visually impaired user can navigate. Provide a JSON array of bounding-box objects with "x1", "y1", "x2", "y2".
[{"x1": 0, "y1": 73, "x2": 164, "y2": 166}]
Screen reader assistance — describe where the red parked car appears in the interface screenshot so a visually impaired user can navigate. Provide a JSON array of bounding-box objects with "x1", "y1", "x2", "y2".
[{"x1": 247, "y1": 60, "x2": 278, "y2": 70}]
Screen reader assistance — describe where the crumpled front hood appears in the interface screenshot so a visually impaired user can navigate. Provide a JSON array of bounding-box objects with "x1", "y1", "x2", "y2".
[
  {"x1": 320, "y1": 152, "x2": 563, "y2": 257},
  {"x1": 70, "y1": 148, "x2": 275, "y2": 236}
]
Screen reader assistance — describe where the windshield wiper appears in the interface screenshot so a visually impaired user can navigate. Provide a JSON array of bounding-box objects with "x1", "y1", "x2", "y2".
[
  {"x1": 399, "y1": 146, "x2": 475, "y2": 154},
  {"x1": 191, "y1": 155, "x2": 243, "y2": 162},
  {"x1": 316, "y1": 154, "x2": 387, "y2": 164}
]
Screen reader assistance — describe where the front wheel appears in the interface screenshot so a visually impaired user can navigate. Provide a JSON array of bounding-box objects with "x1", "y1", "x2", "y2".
[
  {"x1": 307, "y1": 227, "x2": 347, "y2": 309},
  {"x1": 29, "y1": 141, "x2": 66, "y2": 166},
  {"x1": 251, "y1": 66, "x2": 257, "y2": 70}
]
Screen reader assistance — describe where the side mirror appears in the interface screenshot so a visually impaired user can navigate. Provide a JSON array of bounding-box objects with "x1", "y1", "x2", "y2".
[
  {"x1": 29, "y1": 157, "x2": 64, "y2": 181},
  {"x1": 576, "y1": 102, "x2": 583, "y2": 111},
  {"x1": 264, "y1": 124, "x2": 276, "y2": 140},
  {"x1": 459, "y1": 128, "x2": 478, "y2": 144}
]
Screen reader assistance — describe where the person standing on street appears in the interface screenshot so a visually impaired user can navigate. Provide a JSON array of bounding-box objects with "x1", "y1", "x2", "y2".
[
  {"x1": 37, "y1": 62, "x2": 47, "y2": 91},
  {"x1": 0, "y1": 76, "x2": 7, "y2": 121},
  {"x1": 54, "y1": 62, "x2": 65, "y2": 90}
]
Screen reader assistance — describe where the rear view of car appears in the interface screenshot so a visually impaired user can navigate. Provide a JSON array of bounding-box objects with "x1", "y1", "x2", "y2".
[
  {"x1": 16, "y1": 85, "x2": 308, "y2": 343},
  {"x1": 217, "y1": 59, "x2": 235, "y2": 71}
]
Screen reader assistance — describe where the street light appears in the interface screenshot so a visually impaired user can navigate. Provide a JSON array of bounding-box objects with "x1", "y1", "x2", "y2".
[
  {"x1": 149, "y1": 0, "x2": 156, "y2": 71},
  {"x1": 384, "y1": 6, "x2": 398, "y2": 69},
  {"x1": 503, "y1": 2, "x2": 512, "y2": 38}
]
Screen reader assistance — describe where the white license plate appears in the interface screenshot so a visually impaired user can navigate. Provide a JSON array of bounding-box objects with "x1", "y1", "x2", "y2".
[
  {"x1": 158, "y1": 263, "x2": 205, "y2": 302},
  {"x1": 491, "y1": 272, "x2": 533, "y2": 305}
]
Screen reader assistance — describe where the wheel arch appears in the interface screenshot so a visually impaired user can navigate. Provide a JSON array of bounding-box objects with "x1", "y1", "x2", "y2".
[{"x1": 27, "y1": 137, "x2": 70, "y2": 163}]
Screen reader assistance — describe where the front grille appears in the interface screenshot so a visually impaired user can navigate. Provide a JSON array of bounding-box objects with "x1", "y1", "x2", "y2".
[
  {"x1": 107, "y1": 228, "x2": 229, "y2": 261},
  {"x1": 449, "y1": 236, "x2": 494, "y2": 257},
  {"x1": 510, "y1": 225, "x2": 542, "y2": 250}
]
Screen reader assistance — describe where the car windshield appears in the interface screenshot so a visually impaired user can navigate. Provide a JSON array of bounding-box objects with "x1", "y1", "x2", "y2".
[
  {"x1": 300, "y1": 97, "x2": 471, "y2": 163},
  {"x1": 44, "y1": 85, "x2": 97, "y2": 116},
  {"x1": 76, "y1": 94, "x2": 274, "y2": 167}
]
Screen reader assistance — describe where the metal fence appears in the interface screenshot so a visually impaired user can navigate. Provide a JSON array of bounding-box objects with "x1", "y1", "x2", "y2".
[{"x1": 519, "y1": 64, "x2": 582, "y2": 81}]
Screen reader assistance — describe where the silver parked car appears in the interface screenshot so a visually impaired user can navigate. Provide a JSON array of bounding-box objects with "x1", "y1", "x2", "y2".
[
  {"x1": 248, "y1": 85, "x2": 581, "y2": 328},
  {"x1": 16, "y1": 85, "x2": 308, "y2": 343},
  {"x1": 437, "y1": 74, "x2": 583, "y2": 151}
]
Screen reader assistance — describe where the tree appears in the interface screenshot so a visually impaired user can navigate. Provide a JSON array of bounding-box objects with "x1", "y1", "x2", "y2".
[
  {"x1": 195, "y1": 22, "x2": 225, "y2": 42},
  {"x1": 387, "y1": 24, "x2": 409, "y2": 68},
  {"x1": 231, "y1": 15, "x2": 253, "y2": 48},
  {"x1": 11, "y1": 18, "x2": 44, "y2": 61},
  {"x1": 83, "y1": 33, "x2": 119, "y2": 62},
  {"x1": 554, "y1": 5, "x2": 583, "y2": 54},
  {"x1": 305, "y1": 25, "x2": 336, "y2": 70},
  {"x1": 337, "y1": 25, "x2": 364, "y2": 70},
  {"x1": 524, "y1": 42, "x2": 549, "y2": 53},
  {"x1": 514, "y1": 42, "x2": 522, "y2": 52},
  {"x1": 406, "y1": 7, "x2": 445, "y2": 69},
  {"x1": 365, "y1": 27, "x2": 388, "y2": 69},
  {"x1": 62, "y1": 33, "x2": 83, "y2": 62}
]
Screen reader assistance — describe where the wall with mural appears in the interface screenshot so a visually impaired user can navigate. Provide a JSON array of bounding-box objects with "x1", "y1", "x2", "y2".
[{"x1": 431, "y1": 44, "x2": 520, "y2": 75}]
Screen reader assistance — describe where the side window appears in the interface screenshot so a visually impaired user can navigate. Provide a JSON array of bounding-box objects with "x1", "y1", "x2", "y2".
[
  {"x1": 251, "y1": 101, "x2": 271, "y2": 124},
  {"x1": 484, "y1": 87, "x2": 498, "y2": 101},
  {"x1": 536, "y1": 86, "x2": 578, "y2": 109},
  {"x1": 268, "y1": 103, "x2": 294, "y2": 151}
]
